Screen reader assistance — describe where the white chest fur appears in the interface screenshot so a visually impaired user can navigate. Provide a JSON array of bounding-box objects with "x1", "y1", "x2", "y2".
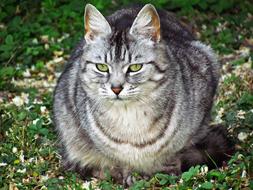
[{"x1": 101, "y1": 102, "x2": 158, "y2": 143}]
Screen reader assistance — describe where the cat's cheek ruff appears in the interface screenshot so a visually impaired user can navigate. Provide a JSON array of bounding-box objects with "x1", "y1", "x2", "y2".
[{"x1": 151, "y1": 72, "x2": 164, "y2": 81}]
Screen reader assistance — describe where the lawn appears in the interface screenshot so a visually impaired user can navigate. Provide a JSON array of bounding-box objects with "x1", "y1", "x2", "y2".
[{"x1": 0, "y1": 0, "x2": 253, "y2": 189}]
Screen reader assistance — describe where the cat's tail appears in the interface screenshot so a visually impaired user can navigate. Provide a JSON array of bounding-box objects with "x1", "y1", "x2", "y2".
[{"x1": 179, "y1": 124, "x2": 235, "y2": 172}]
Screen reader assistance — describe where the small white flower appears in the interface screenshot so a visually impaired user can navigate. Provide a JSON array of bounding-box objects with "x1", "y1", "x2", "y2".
[
  {"x1": 82, "y1": 181, "x2": 91, "y2": 189},
  {"x1": 216, "y1": 107, "x2": 225, "y2": 122},
  {"x1": 40, "y1": 35, "x2": 49, "y2": 43},
  {"x1": 238, "y1": 47, "x2": 250, "y2": 57},
  {"x1": 40, "y1": 186, "x2": 47, "y2": 190},
  {"x1": 215, "y1": 115, "x2": 223, "y2": 123},
  {"x1": 44, "y1": 44, "x2": 49, "y2": 50},
  {"x1": 0, "y1": 24, "x2": 5, "y2": 29},
  {"x1": 19, "y1": 151, "x2": 25, "y2": 163},
  {"x1": 53, "y1": 50, "x2": 64, "y2": 56},
  {"x1": 32, "y1": 38, "x2": 39, "y2": 44},
  {"x1": 23, "y1": 69, "x2": 31, "y2": 77},
  {"x1": 25, "y1": 105, "x2": 34, "y2": 111},
  {"x1": 238, "y1": 154, "x2": 244, "y2": 160},
  {"x1": 43, "y1": 117, "x2": 52, "y2": 125},
  {"x1": 224, "y1": 91, "x2": 233, "y2": 96},
  {"x1": 12, "y1": 96, "x2": 24, "y2": 106},
  {"x1": 12, "y1": 147, "x2": 18, "y2": 153},
  {"x1": 31, "y1": 65, "x2": 36, "y2": 71},
  {"x1": 216, "y1": 23, "x2": 224, "y2": 32},
  {"x1": 55, "y1": 72, "x2": 61, "y2": 78},
  {"x1": 201, "y1": 24, "x2": 207, "y2": 30},
  {"x1": 241, "y1": 170, "x2": 247, "y2": 178},
  {"x1": 34, "y1": 134, "x2": 39, "y2": 139},
  {"x1": 28, "y1": 158, "x2": 34, "y2": 163},
  {"x1": 32, "y1": 118, "x2": 40, "y2": 125},
  {"x1": 57, "y1": 33, "x2": 70, "y2": 42},
  {"x1": 200, "y1": 166, "x2": 209, "y2": 174},
  {"x1": 21, "y1": 93, "x2": 29, "y2": 104},
  {"x1": 0, "y1": 163, "x2": 7, "y2": 167},
  {"x1": 237, "y1": 110, "x2": 246, "y2": 119},
  {"x1": 238, "y1": 132, "x2": 248, "y2": 142},
  {"x1": 40, "y1": 106, "x2": 47, "y2": 114},
  {"x1": 218, "y1": 108, "x2": 225, "y2": 116},
  {"x1": 53, "y1": 57, "x2": 64, "y2": 64},
  {"x1": 17, "y1": 168, "x2": 26, "y2": 173},
  {"x1": 41, "y1": 175, "x2": 49, "y2": 182},
  {"x1": 12, "y1": 92, "x2": 29, "y2": 106},
  {"x1": 43, "y1": 81, "x2": 50, "y2": 88},
  {"x1": 33, "y1": 99, "x2": 43, "y2": 104},
  {"x1": 58, "y1": 176, "x2": 64, "y2": 180}
]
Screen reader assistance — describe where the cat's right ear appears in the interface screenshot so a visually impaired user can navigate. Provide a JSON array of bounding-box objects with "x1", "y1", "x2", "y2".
[
  {"x1": 84, "y1": 4, "x2": 111, "y2": 43},
  {"x1": 129, "y1": 4, "x2": 160, "y2": 42}
]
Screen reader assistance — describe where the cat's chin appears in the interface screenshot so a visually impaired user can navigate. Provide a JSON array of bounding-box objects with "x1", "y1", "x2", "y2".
[{"x1": 105, "y1": 96, "x2": 137, "y2": 103}]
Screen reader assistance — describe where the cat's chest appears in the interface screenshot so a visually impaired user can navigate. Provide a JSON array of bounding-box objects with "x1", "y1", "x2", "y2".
[
  {"x1": 86, "y1": 102, "x2": 178, "y2": 170},
  {"x1": 107, "y1": 104, "x2": 150, "y2": 128},
  {"x1": 98, "y1": 103, "x2": 158, "y2": 142}
]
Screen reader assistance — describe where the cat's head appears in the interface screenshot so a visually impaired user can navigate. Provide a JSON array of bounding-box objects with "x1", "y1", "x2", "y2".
[{"x1": 80, "y1": 4, "x2": 168, "y2": 103}]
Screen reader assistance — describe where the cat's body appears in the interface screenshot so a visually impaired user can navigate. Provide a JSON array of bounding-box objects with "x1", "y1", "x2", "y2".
[{"x1": 53, "y1": 4, "x2": 233, "y2": 184}]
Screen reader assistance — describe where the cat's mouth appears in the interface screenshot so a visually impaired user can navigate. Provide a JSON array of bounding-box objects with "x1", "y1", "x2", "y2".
[
  {"x1": 114, "y1": 95, "x2": 123, "y2": 100},
  {"x1": 106, "y1": 95, "x2": 134, "y2": 102},
  {"x1": 113, "y1": 95, "x2": 129, "y2": 101}
]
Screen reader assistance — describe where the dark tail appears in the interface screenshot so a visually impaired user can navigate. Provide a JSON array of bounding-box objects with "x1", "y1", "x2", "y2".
[{"x1": 179, "y1": 125, "x2": 235, "y2": 172}]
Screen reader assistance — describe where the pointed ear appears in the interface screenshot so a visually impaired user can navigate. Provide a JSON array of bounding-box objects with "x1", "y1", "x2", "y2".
[
  {"x1": 84, "y1": 4, "x2": 111, "y2": 43},
  {"x1": 129, "y1": 4, "x2": 160, "y2": 42}
]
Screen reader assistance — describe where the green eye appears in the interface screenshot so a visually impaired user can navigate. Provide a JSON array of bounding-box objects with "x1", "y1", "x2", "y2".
[
  {"x1": 96, "y1": 64, "x2": 109, "y2": 72},
  {"x1": 128, "y1": 64, "x2": 143, "y2": 72}
]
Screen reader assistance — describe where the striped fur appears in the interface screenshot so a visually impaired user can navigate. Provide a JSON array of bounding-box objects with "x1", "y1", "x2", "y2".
[{"x1": 53, "y1": 4, "x2": 233, "y2": 184}]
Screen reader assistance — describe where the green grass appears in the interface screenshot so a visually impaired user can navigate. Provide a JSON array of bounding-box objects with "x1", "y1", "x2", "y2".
[{"x1": 0, "y1": 0, "x2": 253, "y2": 189}]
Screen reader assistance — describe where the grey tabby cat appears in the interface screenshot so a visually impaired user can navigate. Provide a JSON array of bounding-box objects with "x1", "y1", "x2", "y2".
[{"x1": 53, "y1": 4, "x2": 234, "y2": 185}]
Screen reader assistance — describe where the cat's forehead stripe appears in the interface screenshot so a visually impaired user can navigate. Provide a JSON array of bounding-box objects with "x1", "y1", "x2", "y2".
[
  {"x1": 104, "y1": 52, "x2": 107, "y2": 63},
  {"x1": 122, "y1": 46, "x2": 127, "y2": 60},
  {"x1": 106, "y1": 30, "x2": 131, "y2": 63}
]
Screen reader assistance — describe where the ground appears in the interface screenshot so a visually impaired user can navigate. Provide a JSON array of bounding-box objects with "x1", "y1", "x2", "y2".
[{"x1": 0, "y1": 1, "x2": 253, "y2": 190}]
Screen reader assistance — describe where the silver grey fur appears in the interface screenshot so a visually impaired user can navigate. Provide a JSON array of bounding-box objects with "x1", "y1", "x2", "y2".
[{"x1": 53, "y1": 4, "x2": 229, "y2": 184}]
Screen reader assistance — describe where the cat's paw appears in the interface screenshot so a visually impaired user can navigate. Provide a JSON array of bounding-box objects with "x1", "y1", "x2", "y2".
[
  {"x1": 122, "y1": 171, "x2": 150, "y2": 187},
  {"x1": 91, "y1": 166, "x2": 125, "y2": 184},
  {"x1": 160, "y1": 158, "x2": 182, "y2": 175},
  {"x1": 123, "y1": 174, "x2": 137, "y2": 187},
  {"x1": 92, "y1": 167, "x2": 149, "y2": 187}
]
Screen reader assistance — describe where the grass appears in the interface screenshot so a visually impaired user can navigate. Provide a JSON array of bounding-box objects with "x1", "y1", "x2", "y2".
[{"x1": 0, "y1": 0, "x2": 253, "y2": 189}]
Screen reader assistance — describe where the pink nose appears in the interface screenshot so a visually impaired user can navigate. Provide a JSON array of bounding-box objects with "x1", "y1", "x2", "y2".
[{"x1": 111, "y1": 86, "x2": 123, "y2": 95}]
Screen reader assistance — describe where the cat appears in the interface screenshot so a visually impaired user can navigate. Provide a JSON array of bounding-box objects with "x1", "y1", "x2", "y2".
[{"x1": 53, "y1": 4, "x2": 234, "y2": 185}]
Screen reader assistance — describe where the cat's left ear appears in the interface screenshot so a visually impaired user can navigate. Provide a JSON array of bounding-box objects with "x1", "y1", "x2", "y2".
[
  {"x1": 129, "y1": 4, "x2": 160, "y2": 42},
  {"x1": 84, "y1": 4, "x2": 112, "y2": 43}
]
